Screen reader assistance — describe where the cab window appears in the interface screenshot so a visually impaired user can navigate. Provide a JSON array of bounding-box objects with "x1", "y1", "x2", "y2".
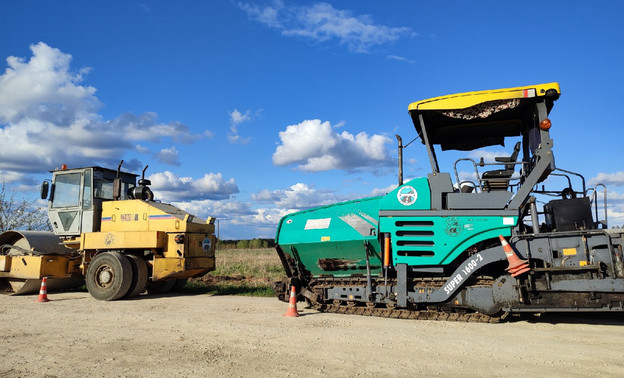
[
  {"x1": 94, "y1": 178, "x2": 133, "y2": 200},
  {"x1": 52, "y1": 173, "x2": 81, "y2": 208},
  {"x1": 94, "y1": 178, "x2": 114, "y2": 199}
]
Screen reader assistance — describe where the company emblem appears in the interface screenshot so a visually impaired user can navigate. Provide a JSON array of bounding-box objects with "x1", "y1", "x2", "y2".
[
  {"x1": 444, "y1": 217, "x2": 463, "y2": 237},
  {"x1": 397, "y1": 186, "x2": 417, "y2": 206}
]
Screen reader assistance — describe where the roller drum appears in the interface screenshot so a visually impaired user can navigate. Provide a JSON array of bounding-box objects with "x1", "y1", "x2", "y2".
[
  {"x1": 0, "y1": 230, "x2": 83, "y2": 295},
  {"x1": 0, "y1": 230, "x2": 71, "y2": 256}
]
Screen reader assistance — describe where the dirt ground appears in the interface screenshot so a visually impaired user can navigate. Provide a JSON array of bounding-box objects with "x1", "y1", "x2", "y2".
[{"x1": 2, "y1": 292, "x2": 624, "y2": 377}]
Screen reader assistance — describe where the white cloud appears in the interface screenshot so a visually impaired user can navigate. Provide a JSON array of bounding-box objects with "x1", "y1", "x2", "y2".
[
  {"x1": 0, "y1": 42, "x2": 201, "y2": 179},
  {"x1": 589, "y1": 171, "x2": 624, "y2": 188},
  {"x1": 149, "y1": 171, "x2": 239, "y2": 201},
  {"x1": 580, "y1": 172, "x2": 624, "y2": 226},
  {"x1": 228, "y1": 109, "x2": 252, "y2": 144},
  {"x1": 186, "y1": 182, "x2": 349, "y2": 238},
  {"x1": 386, "y1": 55, "x2": 415, "y2": 64},
  {"x1": 172, "y1": 199, "x2": 253, "y2": 221},
  {"x1": 156, "y1": 147, "x2": 180, "y2": 166},
  {"x1": 0, "y1": 42, "x2": 98, "y2": 123},
  {"x1": 135, "y1": 145, "x2": 150, "y2": 154},
  {"x1": 252, "y1": 182, "x2": 342, "y2": 209},
  {"x1": 273, "y1": 119, "x2": 393, "y2": 172},
  {"x1": 370, "y1": 184, "x2": 398, "y2": 197},
  {"x1": 468, "y1": 149, "x2": 512, "y2": 164},
  {"x1": 166, "y1": 198, "x2": 289, "y2": 239},
  {"x1": 238, "y1": 1, "x2": 413, "y2": 53},
  {"x1": 0, "y1": 170, "x2": 31, "y2": 185}
]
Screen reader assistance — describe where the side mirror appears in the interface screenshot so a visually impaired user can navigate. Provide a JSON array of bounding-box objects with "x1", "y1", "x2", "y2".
[{"x1": 40, "y1": 181, "x2": 49, "y2": 200}]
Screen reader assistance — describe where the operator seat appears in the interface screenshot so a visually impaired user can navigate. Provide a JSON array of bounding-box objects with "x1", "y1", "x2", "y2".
[{"x1": 482, "y1": 141, "x2": 521, "y2": 191}]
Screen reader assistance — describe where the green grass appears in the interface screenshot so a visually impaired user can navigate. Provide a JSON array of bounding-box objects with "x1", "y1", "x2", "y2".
[
  {"x1": 181, "y1": 280, "x2": 276, "y2": 297},
  {"x1": 184, "y1": 247, "x2": 285, "y2": 297}
]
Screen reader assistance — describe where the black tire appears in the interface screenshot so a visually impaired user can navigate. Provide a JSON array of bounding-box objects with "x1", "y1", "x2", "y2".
[
  {"x1": 172, "y1": 278, "x2": 188, "y2": 291},
  {"x1": 86, "y1": 252, "x2": 133, "y2": 301},
  {"x1": 124, "y1": 255, "x2": 148, "y2": 298},
  {"x1": 146, "y1": 279, "x2": 176, "y2": 295}
]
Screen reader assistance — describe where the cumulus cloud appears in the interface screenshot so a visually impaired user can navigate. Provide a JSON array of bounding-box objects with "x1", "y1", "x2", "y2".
[
  {"x1": 172, "y1": 199, "x2": 253, "y2": 221},
  {"x1": 228, "y1": 109, "x2": 252, "y2": 144},
  {"x1": 238, "y1": 1, "x2": 413, "y2": 53},
  {"x1": 156, "y1": 147, "x2": 180, "y2": 166},
  {"x1": 273, "y1": 119, "x2": 393, "y2": 172},
  {"x1": 253, "y1": 182, "x2": 342, "y2": 209},
  {"x1": 589, "y1": 171, "x2": 624, "y2": 188},
  {"x1": 183, "y1": 182, "x2": 347, "y2": 238},
  {"x1": 165, "y1": 197, "x2": 289, "y2": 239},
  {"x1": 586, "y1": 172, "x2": 624, "y2": 227},
  {"x1": 0, "y1": 42, "x2": 201, "y2": 181},
  {"x1": 149, "y1": 171, "x2": 239, "y2": 202},
  {"x1": 468, "y1": 149, "x2": 515, "y2": 164},
  {"x1": 370, "y1": 184, "x2": 398, "y2": 197},
  {"x1": 0, "y1": 42, "x2": 98, "y2": 123},
  {"x1": 594, "y1": 191, "x2": 624, "y2": 228}
]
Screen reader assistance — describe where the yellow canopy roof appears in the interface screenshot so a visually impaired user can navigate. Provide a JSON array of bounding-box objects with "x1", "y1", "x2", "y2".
[
  {"x1": 408, "y1": 83, "x2": 561, "y2": 151},
  {"x1": 409, "y1": 82, "x2": 560, "y2": 112}
]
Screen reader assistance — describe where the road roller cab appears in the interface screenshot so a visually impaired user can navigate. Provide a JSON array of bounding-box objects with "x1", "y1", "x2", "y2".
[{"x1": 42, "y1": 163, "x2": 138, "y2": 238}]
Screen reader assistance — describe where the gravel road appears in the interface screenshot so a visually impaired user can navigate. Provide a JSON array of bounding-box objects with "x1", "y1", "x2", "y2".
[{"x1": 1, "y1": 291, "x2": 624, "y2": 377}]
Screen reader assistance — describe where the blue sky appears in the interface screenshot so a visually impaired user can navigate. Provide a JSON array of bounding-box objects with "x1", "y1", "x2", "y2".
[{"x1": 1, "y1": 1, "x2": 623, "y2": 239}]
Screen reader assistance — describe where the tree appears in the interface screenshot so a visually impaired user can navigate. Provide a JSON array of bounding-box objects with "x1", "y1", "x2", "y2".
[
  {"x1": 0, "y1": 183, "x2": 51, "y2": 232},
  {"x1": 248, "y1": 238, "x2": 262, "y2": 249}
]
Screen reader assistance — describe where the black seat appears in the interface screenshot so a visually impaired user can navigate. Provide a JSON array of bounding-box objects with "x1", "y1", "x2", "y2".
[{"x1": 482, "y1": 141, "x2": 520, "y2": 191}]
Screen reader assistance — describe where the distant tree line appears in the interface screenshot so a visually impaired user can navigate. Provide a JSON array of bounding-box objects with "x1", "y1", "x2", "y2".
[{"x1": 217, "y1": 238, "x2": 276, "y2": 250}]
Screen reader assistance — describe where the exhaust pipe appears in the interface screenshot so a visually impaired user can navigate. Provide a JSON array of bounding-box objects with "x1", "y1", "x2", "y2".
[{"x1": 396, "y1": 134, "x2": 403, "y2": 186}]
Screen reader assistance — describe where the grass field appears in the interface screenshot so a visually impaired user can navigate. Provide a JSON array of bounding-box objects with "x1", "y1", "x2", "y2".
[{"x1": 185, "y1": 248, "x2": 285, "y2": 297}]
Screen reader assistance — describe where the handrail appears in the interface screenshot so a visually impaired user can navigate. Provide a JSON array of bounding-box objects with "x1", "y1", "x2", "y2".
[
  {"x1": 587, "y1": 184, "x2": 608, "y2": 229},
  {"x1": 453, "y1": 158, "x2": 481, "y2": 191}
]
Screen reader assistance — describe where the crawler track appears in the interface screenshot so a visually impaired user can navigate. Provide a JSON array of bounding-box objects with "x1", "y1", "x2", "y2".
[
  {"x1": 311, "y1": 302, "x2": 501, "y2": 323},
  {"x1": 303, "y1": 276, "x2": 502, "y2": 323}
]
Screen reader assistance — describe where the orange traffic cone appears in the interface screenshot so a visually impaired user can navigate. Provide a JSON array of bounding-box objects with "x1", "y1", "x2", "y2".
[
  {"x1": 35, "y1": 277, "x2": 50, "y2": 303},
  {"x1": 282, "y1": 285, "x2": 299, "y2": 317},
  {"x1": 499, "y1": 235, "x2": 530, "y2": 277}
]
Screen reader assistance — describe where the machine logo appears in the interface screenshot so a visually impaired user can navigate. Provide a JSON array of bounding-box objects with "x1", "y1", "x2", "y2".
[
  {"x1": 444, "y1": 217, "x2": 463, "y2": 237},
  {"x1": 104, "y1": 233, "x2": 115, "y2": 246},
  {"x1": 397, "y1": 186, "x2": 417, "y2": 206}
]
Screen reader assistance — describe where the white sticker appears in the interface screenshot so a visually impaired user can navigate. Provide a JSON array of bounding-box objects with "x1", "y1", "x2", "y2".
[
  {"x1": 503, "y1": 217, "x2": 515, "y2": 225},
  {"x1": 304, "y1": 218, "x2": 331, "y2": 230},
  {"x1": 397, "y1": 185, "x2": 418, "y2": 206},
  {"x1": 202, "y1": 238, "x2": 211, "y2": 252}
]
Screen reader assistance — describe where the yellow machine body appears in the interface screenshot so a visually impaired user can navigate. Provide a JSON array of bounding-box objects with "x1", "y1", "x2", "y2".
[
  {"x1": 0, "y1": 254, "x2": 78, "y2": 279},
  {"x1": 79, "y1": 200, "x2": 217, "y2": 280}
]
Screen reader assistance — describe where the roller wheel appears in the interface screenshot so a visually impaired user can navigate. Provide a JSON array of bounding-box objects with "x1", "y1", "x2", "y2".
[
  {"x1": 86, "y1": 252, "x2": 133, "y2": 301},
  {"x1": 124, "y1": 255, "x2": 148, "y2": 298},
  {"x1": 146, "y1": 279, "x2": 176, "y2": 295}
]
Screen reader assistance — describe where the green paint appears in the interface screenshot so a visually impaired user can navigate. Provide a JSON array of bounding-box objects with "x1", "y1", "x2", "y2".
[
  {"x1": 379, "y1": 215, "x2": 515, "y2": 266},
  {"x1": 276, "y1": 196, "x2": 382, "y2": 277}
]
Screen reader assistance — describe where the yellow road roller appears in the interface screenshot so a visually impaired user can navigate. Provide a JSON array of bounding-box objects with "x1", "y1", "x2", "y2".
[{"x1": 0, "y1": 161, "x2": 216, "y2": 300}]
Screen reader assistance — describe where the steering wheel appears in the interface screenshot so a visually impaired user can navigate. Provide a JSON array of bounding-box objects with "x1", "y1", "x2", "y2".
[{"x1": 561, "y1": 187, "x2": 576, "y2": 200}]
